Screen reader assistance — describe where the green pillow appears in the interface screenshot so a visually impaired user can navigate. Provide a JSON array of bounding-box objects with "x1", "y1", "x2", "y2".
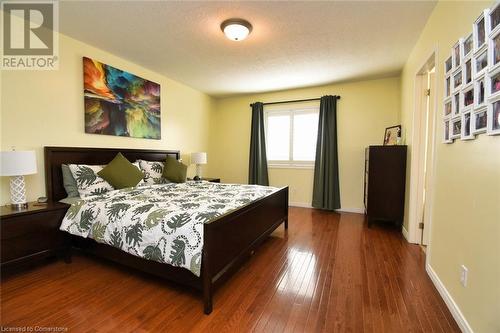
[
  {"x1": 162, "y1": 156, "x2": 187, "y2": 183},
  {"x1": 98, "y1": 153, "x2": 144, "y2": 189},
  {"x1": 62, "y1": 164, "x2": 80, "y2": 198}
]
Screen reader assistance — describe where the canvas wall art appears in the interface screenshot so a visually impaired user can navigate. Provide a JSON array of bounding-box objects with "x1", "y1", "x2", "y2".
[{"x1": 83, "y1": 57, "x2": 161, "y2": 139}]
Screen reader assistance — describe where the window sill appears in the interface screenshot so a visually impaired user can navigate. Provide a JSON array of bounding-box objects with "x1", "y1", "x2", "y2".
[{"x1": 268, "y1": 163, "x2": 315, "y2": 170}]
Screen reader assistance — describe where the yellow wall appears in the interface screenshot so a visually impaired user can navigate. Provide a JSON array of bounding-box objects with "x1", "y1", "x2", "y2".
[
  {"x1": 400, "y1": 1, "x2": 500, "y2": 332},
  {"x1": 208, "y1": 77, "x2": 401, "y2": 210},
  {"x1": 0, "y1": 32, "x2": 214, "y2": 204}
]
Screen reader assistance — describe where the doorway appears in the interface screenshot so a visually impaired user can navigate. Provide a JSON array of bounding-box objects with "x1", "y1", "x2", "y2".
[{"x1": 408, "y1": 52, "x2": 437, "y2": 246}]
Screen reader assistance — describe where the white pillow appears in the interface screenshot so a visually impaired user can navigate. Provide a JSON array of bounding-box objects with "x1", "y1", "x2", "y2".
[
  {"x1": 138, "y1": 160, "x2": 168, "y2": 184},
  {"x1": 68, "y1": 164, "x2": 114, "y2": 198},
  {"x1": 132, "y1": 161, "x2": 146, "y2": 185}
]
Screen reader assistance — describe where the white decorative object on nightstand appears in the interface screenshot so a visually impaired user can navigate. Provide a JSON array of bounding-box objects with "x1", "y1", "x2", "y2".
[
  {"x1": 191, "y1": 152, "x2": 207, "y2": 181},
  {"x1": 0, "y1": 150, "x2": 37, "y2": 210}
]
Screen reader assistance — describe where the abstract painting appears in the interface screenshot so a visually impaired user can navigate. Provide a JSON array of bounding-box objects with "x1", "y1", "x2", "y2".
[{"x1": 83, "y1": 57, "x2": 161, "y2": 139}]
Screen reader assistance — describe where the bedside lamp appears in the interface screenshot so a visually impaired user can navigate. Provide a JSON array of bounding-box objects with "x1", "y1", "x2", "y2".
[
  {"x1": 191, "y1": 152, "x2": 207, "y2": 181},
  {"x1": 0, "y1": 151, "x2": 37, "y2": 210}
]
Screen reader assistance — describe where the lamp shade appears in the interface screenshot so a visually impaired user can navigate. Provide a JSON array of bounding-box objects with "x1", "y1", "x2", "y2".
[
  {"x1": 0, "y1": 151, "x2": 37, "y2": 176},
  {"x1": 191, "y1": 152, "x2": 207, "y2": 165}
]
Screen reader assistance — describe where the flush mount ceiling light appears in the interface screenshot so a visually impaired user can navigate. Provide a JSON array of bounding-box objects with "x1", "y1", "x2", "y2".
[{"x1": 220, "y1": 18, "x2": 252, "y2": 41}]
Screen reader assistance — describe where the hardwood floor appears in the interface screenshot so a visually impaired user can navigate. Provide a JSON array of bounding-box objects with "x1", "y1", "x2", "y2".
[{"x1": 1, "y1": 207, "x2": 460, "y2": 332}]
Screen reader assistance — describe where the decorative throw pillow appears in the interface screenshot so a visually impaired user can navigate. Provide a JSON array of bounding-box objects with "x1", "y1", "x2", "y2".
[
  {"x1": 98, "y1": 153, "x2": 144, "y2": 189},
  {"x1": 162, "y1": 156, "x2": 187, "y2": 183},
  {"x1": 61, "y1": 164, "x2": 80, "y2": 198},
  {"x1": 135, "y1": 162, "x2": 151, "y2": 186},
  {"x1": 68, "y1": 164, "x2": 114, "y2": 198},
  {"x1": 138, "y1": 160, "x2": 169, "y2": 184},
  {"x1": 132, "y1": 161, "x2": 146, "y2": 185}
]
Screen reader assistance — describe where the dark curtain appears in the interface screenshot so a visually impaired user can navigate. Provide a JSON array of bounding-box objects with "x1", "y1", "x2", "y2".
[
  {"x1": 312, "y1": 95, "x2": 340, "y2": 210},
  {"x1": 248, "y1": 102, "x2": 269, "y2": 186}
]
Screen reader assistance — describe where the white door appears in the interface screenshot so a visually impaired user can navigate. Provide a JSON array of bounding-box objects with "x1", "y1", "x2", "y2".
[{"x1": 421, "y1": 69, "x2": 435, "y2": 245}]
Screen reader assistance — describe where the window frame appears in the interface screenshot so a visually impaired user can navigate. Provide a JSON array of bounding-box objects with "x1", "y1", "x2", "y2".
[{"x1": 264, "y1": 106, "x2": 319, "y2": 169}]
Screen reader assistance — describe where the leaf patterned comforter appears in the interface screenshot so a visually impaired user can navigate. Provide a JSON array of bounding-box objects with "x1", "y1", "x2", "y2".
[{"x1": 60, "y1": 182, "x2": 279, "y2": 276}]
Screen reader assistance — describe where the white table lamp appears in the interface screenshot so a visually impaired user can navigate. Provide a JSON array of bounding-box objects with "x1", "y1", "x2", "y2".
[
  {"x1": 191, "y1": 152, "x2": 207, "y2": 181},
  {"x1": 0, "y1": 151, "x2": 37, "y2": 210}
]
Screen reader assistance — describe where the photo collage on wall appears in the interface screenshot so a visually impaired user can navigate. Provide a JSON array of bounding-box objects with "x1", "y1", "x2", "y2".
[{"x1": 443, "y1": 2, "x2": 500, "y2": 143}]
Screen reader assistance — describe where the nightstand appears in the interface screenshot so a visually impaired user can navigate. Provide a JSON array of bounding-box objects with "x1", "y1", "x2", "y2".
[
  {"x1": 0, "y1": 202, "x2": 69, "y2": 269},
  {"x1": 188, "y1": 177, "x2": 221, "y2": 183}
]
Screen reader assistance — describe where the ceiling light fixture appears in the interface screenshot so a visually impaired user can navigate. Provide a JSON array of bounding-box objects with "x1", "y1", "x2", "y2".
[{"x1": 220, "y1": 18, "x2": 252, "y2": 41}]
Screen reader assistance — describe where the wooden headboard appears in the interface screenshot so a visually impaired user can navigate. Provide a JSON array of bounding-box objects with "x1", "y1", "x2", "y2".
[{"x1": 44, "y1": 146, "x2": 180, "y2": 202}]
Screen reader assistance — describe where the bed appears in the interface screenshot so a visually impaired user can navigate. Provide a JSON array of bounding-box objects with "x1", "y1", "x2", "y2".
[{"x1": 44, "y1": 146, "x2": 289, "y2": 314}]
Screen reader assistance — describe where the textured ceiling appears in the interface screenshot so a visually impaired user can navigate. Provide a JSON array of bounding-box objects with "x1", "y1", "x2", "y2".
[{"x1": 59, "y1": 1, "x2": 436, "y2": 97}]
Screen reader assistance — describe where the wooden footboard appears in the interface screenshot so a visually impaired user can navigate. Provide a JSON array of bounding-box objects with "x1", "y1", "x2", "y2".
[
  {"x1": 65, "y1": 186, "x2": 288, "y2": 314},
  {"x1": 201, "y1": 186, "x2": 289, "y2": 314}
]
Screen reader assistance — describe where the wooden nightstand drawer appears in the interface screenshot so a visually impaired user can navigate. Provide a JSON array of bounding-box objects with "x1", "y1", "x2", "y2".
[
  {"x1": 0, "y1": 202, "x2": 69, "y2": 267},
  {"x1": 1, "y1": 210, "x2": 66, "y2": 239},
  {"x1": 1, "y1": 231, "x2": 65, "y2": 263}
]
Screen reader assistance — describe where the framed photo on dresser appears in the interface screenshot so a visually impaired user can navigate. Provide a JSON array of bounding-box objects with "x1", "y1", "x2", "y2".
[{"x1": 383, "y1": 125, "x2": 401, "y2": 146}]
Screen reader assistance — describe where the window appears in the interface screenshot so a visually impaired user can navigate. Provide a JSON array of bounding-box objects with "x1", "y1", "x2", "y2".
[{"x1": 265, "y1": 108, "x2": 319, "y2": 167}]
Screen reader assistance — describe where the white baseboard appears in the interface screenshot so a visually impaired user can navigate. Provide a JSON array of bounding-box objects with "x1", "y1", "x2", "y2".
[
  {"x1": 337, "y1": 207, "x2": 365, "y2": 214},
  {"x1": 402, "y1": 225, "x2": 409, "y2": 241},
  {"x1": 426, "y1": 264, "x2": 473, "y2": 333},
  {"x1": 289, "y1": 202, "x2": 312, "y2": 208},
  {"x1": 288, "y1": 203, "x2": 365, "y2": 214}
]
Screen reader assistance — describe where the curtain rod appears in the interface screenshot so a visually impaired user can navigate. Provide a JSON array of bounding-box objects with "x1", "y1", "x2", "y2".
[{"x1": 249, "y1": 96, "x2": 340, "y2": 107}]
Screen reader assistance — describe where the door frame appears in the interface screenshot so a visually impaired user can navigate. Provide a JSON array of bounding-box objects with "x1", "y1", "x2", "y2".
[{"x1": 407, "y1": 48, "x2": 439, "y2": 246}]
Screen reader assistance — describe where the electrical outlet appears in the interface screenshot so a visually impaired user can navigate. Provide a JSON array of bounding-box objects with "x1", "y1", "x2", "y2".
[{"x1": 460, "y1": 265, "x2": 468, "y2": 287}]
